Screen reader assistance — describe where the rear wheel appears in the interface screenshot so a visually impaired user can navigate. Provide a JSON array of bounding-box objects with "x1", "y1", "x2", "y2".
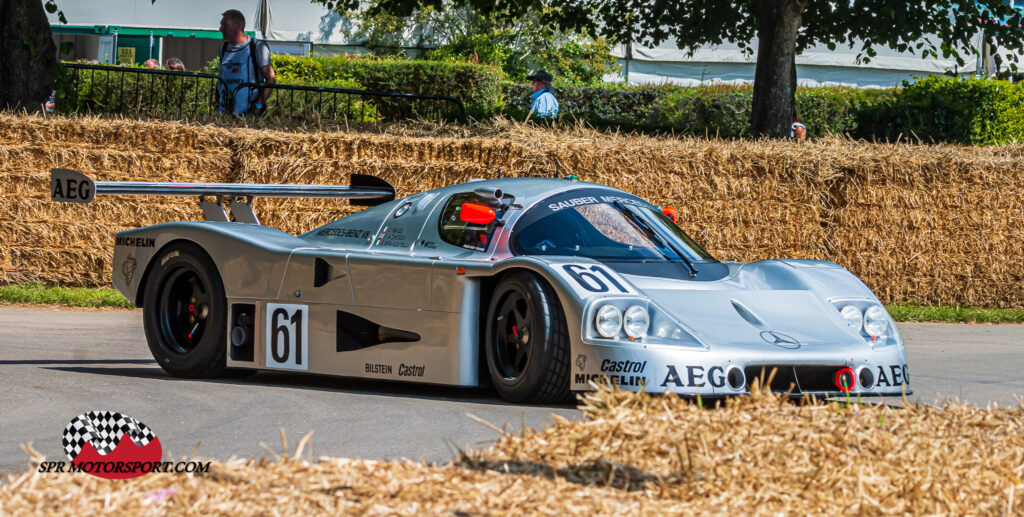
[
  {"x1": 143, "y1": 242, "x2": 228, "y2": 378},
  {"x1": 485, "y1": 271, "x2": 572, "y2": 403}
]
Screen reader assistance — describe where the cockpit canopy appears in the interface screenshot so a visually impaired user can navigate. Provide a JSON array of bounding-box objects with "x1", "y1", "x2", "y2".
[{"x1": 510, "y1": 188, "x2": 714, "y2": 263}]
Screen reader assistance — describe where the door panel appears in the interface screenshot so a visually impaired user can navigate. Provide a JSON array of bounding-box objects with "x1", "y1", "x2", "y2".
[{"x1": 347, "y1": 254, "x2": 434, "y2": 310}]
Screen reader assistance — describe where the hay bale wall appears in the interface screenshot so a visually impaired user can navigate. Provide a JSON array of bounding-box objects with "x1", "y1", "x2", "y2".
[{"x1": 1, "y1": 114, "x2": 1021, "y2": 307}]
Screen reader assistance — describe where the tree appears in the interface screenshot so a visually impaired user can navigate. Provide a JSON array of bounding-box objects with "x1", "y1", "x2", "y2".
[
  {"x1": 0, "y1": 0, "x2": 58, "y2": 110},
  {"x1": 335, "y1": 2, "x2": 617, "y2": 85},
  {"x1": 318, "y1": 0, "x2": 1024, "y2": 137}
]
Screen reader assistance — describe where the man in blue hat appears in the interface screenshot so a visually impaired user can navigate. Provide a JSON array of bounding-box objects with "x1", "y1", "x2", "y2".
[{"x1": 526, "y1": 70, "x2": 558, "y2": 119}]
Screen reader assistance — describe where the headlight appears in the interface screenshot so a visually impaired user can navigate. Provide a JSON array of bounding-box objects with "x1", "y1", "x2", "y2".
[
  {"x1": 594, "y1": 305, "x2": 622, "y2": 338},
  {"x1": 863, "y1": 306, "x2": 889, "y2": 337},
  {"x1": 623, "y1": 305, "x2": 650, "y2": 339},
  {"x1": 839, "y1": 305, "x2": 863, "y2": 330}
]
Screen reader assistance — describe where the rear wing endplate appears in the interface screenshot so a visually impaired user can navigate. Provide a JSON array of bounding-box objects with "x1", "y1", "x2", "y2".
[{"x1": 50, "y1": 168, "x2": 396, "y2": 224}]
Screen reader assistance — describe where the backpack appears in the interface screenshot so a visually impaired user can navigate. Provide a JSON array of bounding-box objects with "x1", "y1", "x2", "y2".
[
  {"x1": 219, "y1": 38, "x2": 267, "y2": 85},
  {"x1": 218, "y1": 38, "x2": 268, "y2": 112}
]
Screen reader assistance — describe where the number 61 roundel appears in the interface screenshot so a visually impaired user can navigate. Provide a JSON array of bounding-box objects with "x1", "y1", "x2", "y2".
[
  {"x1": 558, "y1": 264, "x2": 637, "y2": 297},
  {"x1": 265, "y1": 303, "x2": 309, "y2": 370}
]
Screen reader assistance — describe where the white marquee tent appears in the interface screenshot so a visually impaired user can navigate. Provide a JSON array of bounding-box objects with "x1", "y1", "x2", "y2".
[
  {"x1": 610, "y1": 34, "x2": 990, "y2": 88},
  {"x1": 49, "y1": 1, "x2": 996, "y2": 87}
]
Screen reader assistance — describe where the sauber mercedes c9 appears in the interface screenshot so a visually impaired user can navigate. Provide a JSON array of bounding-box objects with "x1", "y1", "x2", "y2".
[{"x1": 50, "y1": 168, "x2": 910, "y2": 403}]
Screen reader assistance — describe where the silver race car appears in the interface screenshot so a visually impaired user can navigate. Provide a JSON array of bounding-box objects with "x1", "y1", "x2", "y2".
[{"x1": 51, "y1": 168, "x2": 910, "y2": 403}]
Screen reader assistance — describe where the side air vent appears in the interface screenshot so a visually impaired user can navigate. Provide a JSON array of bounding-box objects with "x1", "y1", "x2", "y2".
[
  {"x1": 314, "y1": 258, "x2": 330, "y2": 288},
  {"x1": 337, "y1": 311, "x2": 420, "y2": 352}
]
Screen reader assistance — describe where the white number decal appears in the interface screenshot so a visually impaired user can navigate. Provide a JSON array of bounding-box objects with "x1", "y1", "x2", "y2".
[
  {"x1": 560, "y1": 264, "x2": 635, "y2": 296},
  {"x1": 265, "y1": 303, "x2": 308, "y2": 370}
]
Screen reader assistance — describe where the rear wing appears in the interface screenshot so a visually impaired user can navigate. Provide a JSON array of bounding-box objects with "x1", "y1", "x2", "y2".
[{"x1": 49, "y1": 168, "x2": 396, "y2": 224}]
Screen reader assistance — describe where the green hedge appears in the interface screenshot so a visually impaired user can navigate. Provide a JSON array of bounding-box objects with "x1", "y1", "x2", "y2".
[
  {"x1": 857, "y1": 75, "x2": 1024, "y2": 145},
  {"x1": 506, "y1": 76, "x2": 1024, "y2": 144},
  {"x1": 503, "y1": 83, "x2": 892, "y2": 138},
  {"x1": 503, "y1": 83, "x2": 670, "y2": 129},
  {"x1": 271, "y1": 55, "x2": 505, "y2": 118},
  {"x1": 59, "y1": 56, "x2": 1024, "y2": 144}
]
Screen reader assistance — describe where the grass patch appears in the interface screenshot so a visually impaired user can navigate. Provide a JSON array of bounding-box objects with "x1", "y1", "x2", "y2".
[
  {"x1": 0, "y1": 283, "x2": 132, "y2": 308},
  {"x1": 886, "y1": 302, "x2": 1024, "y2": 323},
  {"x1": 0, "y1": 283, "x2": 1020, "y2": 321}
]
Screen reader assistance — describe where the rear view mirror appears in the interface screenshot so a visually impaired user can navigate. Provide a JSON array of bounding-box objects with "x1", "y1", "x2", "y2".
[
  {"x1": 459, "y1": 202, "x2": 496, "y2": 225},
  {"x1": 661, "y1": 206, "x2": 678, "y2": 223}
]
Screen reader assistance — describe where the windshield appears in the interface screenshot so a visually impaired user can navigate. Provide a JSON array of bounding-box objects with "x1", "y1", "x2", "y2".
[{"x1": 510, "y1": 189, "x2": 714, "y2": 263}]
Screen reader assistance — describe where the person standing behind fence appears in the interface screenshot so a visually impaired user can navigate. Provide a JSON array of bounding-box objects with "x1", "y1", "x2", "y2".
[
  {"x1": 217, "y1": 9, "x2": 276, "y2": 115},
  {"x1": 526, "y1": 70, "x2": 558, "y2": 119},
  {"x1": 165, "y1": 58, "x2": 186, "y2": 71}
]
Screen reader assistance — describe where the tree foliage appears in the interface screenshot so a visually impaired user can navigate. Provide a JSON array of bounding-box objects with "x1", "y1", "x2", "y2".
[
  {"x1": 324, "y1": 1, "x2": 1024, "y2": 69},
  {"x1": 326, "y1": 1, "x2": 618, "y2": 85},
  {"x1": 317, "y1": 0, "x2": 1024, "y2": 137}
]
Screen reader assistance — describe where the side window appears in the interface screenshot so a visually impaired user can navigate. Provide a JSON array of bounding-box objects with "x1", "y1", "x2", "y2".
[{"x1": 438, "y1": 192, "x2": 505, "y2": 252}]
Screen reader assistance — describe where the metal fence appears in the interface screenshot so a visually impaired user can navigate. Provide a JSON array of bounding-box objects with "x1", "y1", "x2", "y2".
[
  {"x1": 233, "y1": 81, "x2": 467, "y2": 123},
  {"x1": 58, "y1": 63, "x2": 467, "y2": 124},
  {"x1": 60, "y1": 64, "x2": 221, "y2": 119}
]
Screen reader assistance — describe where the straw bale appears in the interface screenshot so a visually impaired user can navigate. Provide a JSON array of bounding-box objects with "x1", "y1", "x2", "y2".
[
  {"x1": 0, "y1": 113, "x2": 236, "y2": 154},
  {"x1": 2, "y1": 114, "x2": 1024, "y2": 306},
  {"x1": 2, "y1": 387, "x2": 1022, "y2": 515},
  {"x1": 0, "y1": 147, "x2": 232, "y2": 182}
]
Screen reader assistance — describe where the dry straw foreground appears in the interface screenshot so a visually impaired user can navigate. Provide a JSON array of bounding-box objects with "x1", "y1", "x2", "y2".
[
  {"x1": 2, "y1": 387, "x2": 1023, "y2": 515},
  {"x1": 1, "y1": 113, "x2": 1023, "y2": 306}
]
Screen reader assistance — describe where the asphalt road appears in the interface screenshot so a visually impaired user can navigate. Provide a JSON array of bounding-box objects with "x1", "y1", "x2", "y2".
[{"x1": 1, "y1": 307, "x2": 1022, "y2": 475}]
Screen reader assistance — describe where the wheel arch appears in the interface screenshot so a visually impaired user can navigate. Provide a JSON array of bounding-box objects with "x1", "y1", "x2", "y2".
[
  {"x1": 113, "y1": 222, "x2": 307, "y2": 307},
  {"x1": 476, "y1": 266, "x2": 569, "y2": 369},
  {"x1": 133, "y1": 239, "x2": 213, "y2": 308}
]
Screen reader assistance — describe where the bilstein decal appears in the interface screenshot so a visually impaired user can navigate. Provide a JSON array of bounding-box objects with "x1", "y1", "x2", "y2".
[{"x1": 365, "y1": 363, "x2": 392, "y2": 375}]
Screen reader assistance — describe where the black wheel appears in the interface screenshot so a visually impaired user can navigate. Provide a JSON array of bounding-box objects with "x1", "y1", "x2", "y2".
[
  {"x1": 143, "y1": 242, "x2": 228, "y2": 378},
  {"x1": 485, "y1": 271, "x2": 572, "y2": 403}
]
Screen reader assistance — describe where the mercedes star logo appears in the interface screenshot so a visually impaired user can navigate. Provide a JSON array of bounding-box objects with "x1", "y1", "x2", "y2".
[{"x1": 760, "y1": 331, "x2": 801, "y2": 349}]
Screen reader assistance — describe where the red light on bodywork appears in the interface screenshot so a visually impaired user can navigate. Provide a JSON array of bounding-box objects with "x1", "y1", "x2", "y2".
[
  {"x1": 834, "y1": 367, "x2": 856, "y2": 392},
  {"x1": 459, "y1": 202, "x2": 496, "y2": 225},
  {"x1": 456, "y1": 266, "x2": 467, "y2": 275},
  {"x1": 662, "y1": 206, "x2": 678, "y2": 223}
]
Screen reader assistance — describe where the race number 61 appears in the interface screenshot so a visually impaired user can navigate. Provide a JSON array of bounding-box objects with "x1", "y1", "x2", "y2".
[
  {"x1": 562, "y1": 264, "x2": 632, "y2": 294},
  {"x1": 265, "y1": 303, "x2": 309, "y2": 370}
]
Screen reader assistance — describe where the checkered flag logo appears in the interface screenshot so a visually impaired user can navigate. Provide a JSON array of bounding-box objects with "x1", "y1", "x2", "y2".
[{"x1": 62, "y1": 411, "x2": 156, "y2": 461}]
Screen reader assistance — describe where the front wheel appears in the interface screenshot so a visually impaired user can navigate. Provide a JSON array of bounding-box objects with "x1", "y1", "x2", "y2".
[
  {"x1": 484, "y1": 271, "x2": 572, "y2": 403},
  {"x1": 143, "y1": 242, "x2": 228, "y2": 378}
]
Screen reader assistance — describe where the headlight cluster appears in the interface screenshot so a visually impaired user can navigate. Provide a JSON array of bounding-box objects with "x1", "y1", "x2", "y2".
[
  {"x1": 838, "y1": 304, "x2": 890, "y2": 339},
  {"x1": 594, "y1": 304, "x2": 650, "y2": 339}
]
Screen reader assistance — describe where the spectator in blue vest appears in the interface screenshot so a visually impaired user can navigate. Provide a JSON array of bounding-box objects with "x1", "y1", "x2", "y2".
[
  {"x1": 217, "y1": 9, "x2": 276, "y2": 115},
  {"x1": 526, "y1": 70, "x2": 558, "y2": 119}
]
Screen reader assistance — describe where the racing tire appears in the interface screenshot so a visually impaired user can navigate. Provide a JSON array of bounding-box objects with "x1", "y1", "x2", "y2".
[
  {"x1": 485, "y1": 271, "x2": 572, "y2": 403},
  {"x1": 143, "y1": 242, "x2": 229, "y2": 379}
]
